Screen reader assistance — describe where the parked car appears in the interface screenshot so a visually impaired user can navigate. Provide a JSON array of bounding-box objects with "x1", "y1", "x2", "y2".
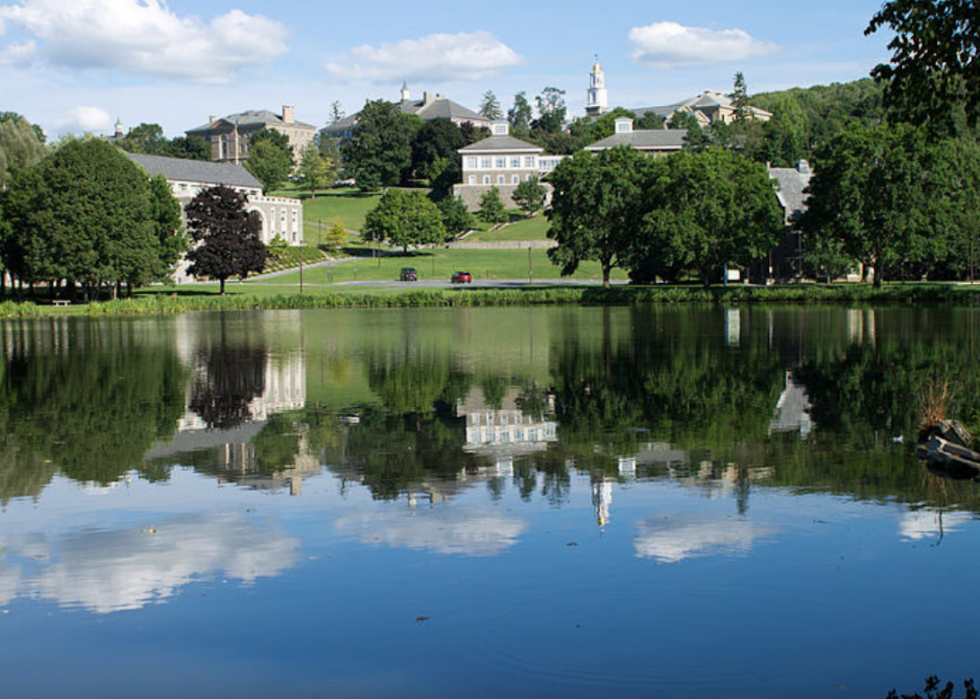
[
  {"x1": 451, "y1": 271, "x2": 472, "y2": 284},
  {"x1": 400, "y1": 267, "x2": 418, "y2": 282}
]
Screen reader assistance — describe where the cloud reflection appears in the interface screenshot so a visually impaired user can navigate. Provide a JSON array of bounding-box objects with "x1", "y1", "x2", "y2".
[
  {"x1": 634, "y1": 514, "x2": 775, "y2": 563},
  {"x1": 899, "y1": 509, "x2": 974, "y2": 542},
  {"x1": 0, "y1": 512, "x2": 299, "y2": 613},
  {"x1": 335, "y1": 507, "x2": 527, "y2": 557}
]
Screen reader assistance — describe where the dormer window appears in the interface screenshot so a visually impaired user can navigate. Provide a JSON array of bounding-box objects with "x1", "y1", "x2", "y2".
[
  {"x1": 615, "y1": 118, "x2": 633, "y2": 134},
  {"x1": 492, "y1": 122, "x2": 509, "y2": 136}
]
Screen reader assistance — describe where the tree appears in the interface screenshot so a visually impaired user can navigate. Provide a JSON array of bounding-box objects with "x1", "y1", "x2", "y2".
[
  {"x1": 341, "y1": 100, "x2": 419, "y2": 191},
  {"x1": 512, "y1": 176, "x2": 547, "y2": 217},
  {"x1": 410, "y1": 118, "x2": 464, "y2": 182},
  {"x1": 534, "y1": 87, "x2": 567, "y2": 134},
  {"x1": 165, "y1": 135, "x2": 210, "y2": 161},
  {"x1": 480, "y1": 91, "x2": 503, "y2": 121},
  {"x1": 297, "y1": 142, "x2": 334, "y2": 199},
  {"x1": 867, "y1": 0, "x2": 980, "y2": 129},
  {"x1": 147, "y1": 174, "x2": 187, "y2": 284},
  {"x1": 362, "y1": 189, "x2": 446, "y2": 252},
  {"x1": 668, "y1": 111, "x2": 711, "y2": 151},
  {"x1": 244, "y1": 129, "x2": 294, "y2": 193},
  {"x1": 640, "y1": 148, "x2": 783, "y2": 287},
  {"x1": 547, "y1": 147, "x2": 654, "y2": 288},
  {"x1": 184, "y1": 185, "x2": 267, "y2": 294},
  {"x1": 330, "y1": 101, "x2": 345, "y2": 122},
  {"x1": 637, "y1": 111, "x2": 665, "y2": 130},
  {"x1": 117, "y1": 123, "x2": 167, "y2": 154},
  {"x1": 439, "y1": 196, "x2": 476, "y2": 239},
  {"x1": 508, "y1": 92, "x2": 533, "y2": 138},
  {"x1": 0, "y1": 113, "x2": 46, "y2": 188},
  {"x1": 731, "y1": 72, "x2": 750, "y2": 123},
  {"x1": 478, "y1": 187, "x2": 509, "y2": 224},
  {"x1": 324, "y1": 219, "x2": 348, "y2": 251},
  {"x1": 798, "y1": 124, "x2": 946, "y2": 286},
  {"x1": 3, "y1": 138, "x2": 160, "y2": 299}
]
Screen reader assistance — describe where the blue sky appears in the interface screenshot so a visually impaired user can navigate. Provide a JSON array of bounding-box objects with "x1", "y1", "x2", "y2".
[{"x1": 0, "y1": 0, "x2": 895, "y2": 138}]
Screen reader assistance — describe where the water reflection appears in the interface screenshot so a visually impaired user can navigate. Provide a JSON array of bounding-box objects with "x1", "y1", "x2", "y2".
[
  {"x1": 634, "y1": 514, "x2": 776, "y2": 563},
  {"x1": 0, "y1": 511, "x2": 299, "y2": 613}
]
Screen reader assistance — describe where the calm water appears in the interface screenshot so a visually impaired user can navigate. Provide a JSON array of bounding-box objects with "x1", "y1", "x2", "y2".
[{"x1": 1, "y1": 306, "x2": 978, "y2": 698}]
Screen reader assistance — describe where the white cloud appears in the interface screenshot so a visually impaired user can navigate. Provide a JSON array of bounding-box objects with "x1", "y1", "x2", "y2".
[
  {"x1": 0, "y1": 0, "x2": 289, "y2": 83},
  {"x1": 57, "y1": 105, "x2": 112, "y2": 133},
  {"x1": 634, "y1": 514, "x2": 776, "y2": 563},
  {"x1": 324, "y1": 31, "x2": 522, "y2": 83},
  {"x1": 0, "y1": 38, "x2": 33, "y2": 67},
  {"x1": 629, "y1": 22, "x2": 779, "y2": 69},
  {"x1": 336, "y1": 507, "x2": 527, "y2": 557},
  {"x1": 899, "y1": 508, "x2": 973, "y2": 541},
  {"x1": 0, "y1": 512, "x2": 299, "y2": 613}
]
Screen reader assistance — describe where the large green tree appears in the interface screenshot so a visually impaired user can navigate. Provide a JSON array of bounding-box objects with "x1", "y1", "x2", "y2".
[
  {"x1": 410, "y1": 118, "x2": 464, "y2": 182},
  {"x1": 438, "y1": 196, "x2": 477, "y2": 239},
  {"x1": 797, "y1": 124, "x2": 945, "y2": 286},
  {"x1": 640, "y1": 148, "x2": 783, "y2": 287},
  {"x1": 547, "y1": 147, "x2": 653, "y2": 288},
  {"x1": 362, "y1": 189, "x2": 446, "y2": 252},
  {"x1": 508, "y1": 92, "x2": 534, "y2": 139},
  {"x1": 342, "y1": 100, "x2": 419, "y2": 191},
  {"x1": 185, "y1": 185, "x2": 268, "y2": 294},
  {"x1": 480, "y1": 91, "x2": 503, "y2": 121},
  {"x1": 4, "y1": 138, "x2": 162, "y2": 298},
  {"x1": 244, "y1": 129, "x2": 294, "y2": 193},
  {"x1": 297, "y1": 141, "x2": 336, "y2": 199},
  {"x1": 147, "y1": 174, "x2": 187, "y2": 284},
  {"x1": 511, "y1": 176, "x2": 547, "y2": 217},
  {"x1": 867, "y1": 0, "x2": 980, "y2": 129}
]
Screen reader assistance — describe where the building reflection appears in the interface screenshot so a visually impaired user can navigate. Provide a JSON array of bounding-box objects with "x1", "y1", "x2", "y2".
[{"x1": 459, "y1": 386, "x2": 558, "y2": 459}]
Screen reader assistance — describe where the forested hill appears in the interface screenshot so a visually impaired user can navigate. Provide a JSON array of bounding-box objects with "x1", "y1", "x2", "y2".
[{"x1": 748, "y1": 78, "x2": 886, "y2": 167}]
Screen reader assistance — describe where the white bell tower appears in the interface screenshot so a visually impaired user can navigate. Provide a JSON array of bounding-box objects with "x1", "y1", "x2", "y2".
[{"x1": 585, "y1": 57, "x2": 609, "y2": 118}]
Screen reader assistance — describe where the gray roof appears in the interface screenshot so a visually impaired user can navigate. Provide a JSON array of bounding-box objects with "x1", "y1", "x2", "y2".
[
  {"x1": 584, "y1": 129, "x2": 687, "y2": 151},
  {"x1": 126, "y1": 152, "x2": 262, "y2": 189},
  {"x1": 634, "y1": 91, "x2": 771, "y2": 121},
  {"x1": 187, "y1": 109, "x2": 315, "y2": 135},
  {"x1": 768, "y1": 165, "x2": 813, "y2": 221},
  {"x1": 459, "y1": 134, "x2": 542, "y2": 153},
  {"x1": 402, "y1": 98, "x2": 489, "y2": 124}
]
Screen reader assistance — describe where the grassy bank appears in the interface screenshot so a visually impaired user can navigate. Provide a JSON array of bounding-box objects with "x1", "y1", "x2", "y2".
[{"x1": 3, "y1": 283, "x2": 980, "y2": 318}]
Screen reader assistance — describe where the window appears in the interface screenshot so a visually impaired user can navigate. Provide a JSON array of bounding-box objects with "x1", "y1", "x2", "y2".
[
  {"x1": 511, "y1": 175, "x2": 519, "y2": 184},
  {"x1": 466, "y1": 157, "x2": 477, "y2": 169},
  {"x1": 524, "y1": 156, "x2": 534, "y2": 168},
  {"x1": 481, "y1": 157, "x2": 491, "y2": 169},
  {"x1": 495, "y1": 157, "x2": 506, "y2": 168},
  {"x1": 497, "y1": 175, "x2": 505, "y2": 184},
  {"x1": 468, "y1": 175, "x2": 476, "y2": 185},
  {"x1": 511, "y1": 157, "x2": 520, "y2": 168},
  {"x1": 483, "y1": 175, "x2": 491, "y2": 184}
]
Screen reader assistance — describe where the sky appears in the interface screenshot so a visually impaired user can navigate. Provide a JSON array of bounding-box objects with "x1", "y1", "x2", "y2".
[{"x1": 0, "y1": 0, "x2": 896, "y2": 139}]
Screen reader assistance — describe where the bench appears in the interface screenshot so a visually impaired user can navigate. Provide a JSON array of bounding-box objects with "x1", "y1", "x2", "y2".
[{"x1": 52, "y1": 299, "x2": 71, "y2": 307}]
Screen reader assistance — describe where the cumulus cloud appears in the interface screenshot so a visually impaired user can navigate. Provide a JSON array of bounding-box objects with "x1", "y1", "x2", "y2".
[
  {"x1": 0, "y1": 512, "x2": 300, "y2": 613},
  {"x1": 629, "y1": 22, "x2": 779, "y2": 69},
  {"x1": 0, "y1": 0, "x2": 289, "y2": 83},
  {"x1": 335, "y1": 507, "x2": 527, "y2": 557},
  {"x1": 634, "y1": 514, "x2": 776, "y2": 563},
  {"x1": 56, "y1": 105, "x2": 112, "y2": 133},
  {"x1": 324, "y1": 31, "x2": 522, "y2": 83}
]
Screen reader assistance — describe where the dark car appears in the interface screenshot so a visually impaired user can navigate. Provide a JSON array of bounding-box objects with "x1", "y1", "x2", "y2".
[
  {"x1": 400, "y1": 267, "x2": 418, "y2": 282},
  {"x1": 451, "y1": 271, "x2": 472, "y2": 284}
]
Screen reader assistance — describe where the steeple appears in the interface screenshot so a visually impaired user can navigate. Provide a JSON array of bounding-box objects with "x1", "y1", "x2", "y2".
[
  {"x1": 400, "y1": 81, "x2": 411, "y2": 103},
  {"x1": 585, "y1": 55, "x2": 608, "y2": 118}
]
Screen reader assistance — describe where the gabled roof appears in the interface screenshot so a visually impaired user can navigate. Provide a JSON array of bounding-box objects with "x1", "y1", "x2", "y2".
[
  {"x1": 459, "y1": 134, "x2": 543, "y2": 153},
  {"x1": 634, "y1": 90, "x2": 772, "y2": 121},
  {"x1": 125, "y1": 152, "x2": 262, "y2": 189},
  {"x1": 187, "y1": 109, "x2": 315, "y2": 135},
  {"x1": 403, "y1": 98, "x2": 489, "y2": 123},
  {"x1": 769, "y1": 165, "x2": 813, "y2": 221},
  {"x1": 584, "y1": 129, "x2": 687, "y2": 151}
]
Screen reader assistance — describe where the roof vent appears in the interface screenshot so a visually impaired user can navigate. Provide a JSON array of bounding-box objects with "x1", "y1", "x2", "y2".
[{"x1": 797, "y1": 159, "x2": 811, "y2": 174}]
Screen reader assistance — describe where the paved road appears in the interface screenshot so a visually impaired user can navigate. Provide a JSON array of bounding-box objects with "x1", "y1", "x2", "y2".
[{"x1": 245, "y1": 278, "x2": 628, "y2": 289}]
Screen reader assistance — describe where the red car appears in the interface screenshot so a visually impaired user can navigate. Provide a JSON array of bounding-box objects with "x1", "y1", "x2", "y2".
[{"x1": 451, "y1": 271, "x2": 472, "y2": 284}]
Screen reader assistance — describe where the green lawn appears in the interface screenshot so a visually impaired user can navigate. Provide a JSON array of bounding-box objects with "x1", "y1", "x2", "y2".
[
  {"x1": 464, "y1": 213, "x2": 551, "y2": 242},
  {"x1": 268, "y1": 186, "x2": 382, "y2": 232},
  {"x1": 248, "y1": 247, "x2": 626, "y2": 285}
]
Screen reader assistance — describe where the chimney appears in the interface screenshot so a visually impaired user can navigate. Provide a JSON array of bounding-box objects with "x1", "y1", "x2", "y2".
[
  {"x1": 282, "y1": 105, "x2": 296, "y2": 124},
  {"x1": 615, "y1": 117, "x2": 633, "y2": 134},
  {"x1": 797, "y1": 159, "x2": 811, "y2": 174},
  {"x1": 423, "y1": 91, "x2": 433, "y2": 106},
  {"x1": 208, "y1": 115, "x2": 216, "y2": 124}
]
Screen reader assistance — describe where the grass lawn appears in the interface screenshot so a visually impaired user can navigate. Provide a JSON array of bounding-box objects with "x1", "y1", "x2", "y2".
[
  {"x1": 248, "y1": 247, "x2": 626, "y2": 285},
  {"x1": 268, "y1": 186, "x2": 381, "y2": 233},
  {"x1": 464, "y1": 213, "x2": 551, "y2": 242}
]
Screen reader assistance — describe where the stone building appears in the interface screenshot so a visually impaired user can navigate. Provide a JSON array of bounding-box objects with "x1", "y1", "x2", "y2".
[
  {"x1": 185, "y1": 106, "x2": 316, "y2": 164},
  {"x1": 634, "y1": 90, "x2": 772, "y2": 128},
  {"x1": 453, "y1": 122, "x2": 564, "y2": 211},
  {"x1": 126, "y1": 153, "x2": 303, "y2": 283},
  {"x1": 584, "y1": 117, "x2": 687, "y2": 154}
]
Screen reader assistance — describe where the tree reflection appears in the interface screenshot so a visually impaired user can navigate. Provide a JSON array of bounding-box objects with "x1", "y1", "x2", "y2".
[
  {"x1": 0, "y1": 318, "x2": 186, "y2": 499},
  {"x1": 188, "y1": 344, "x2": 267, "y2": 430}
]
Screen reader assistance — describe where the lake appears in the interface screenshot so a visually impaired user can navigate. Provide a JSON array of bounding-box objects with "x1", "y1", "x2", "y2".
[{"x1": 0, "y1": 305, "x2": 978, "y2": 698}]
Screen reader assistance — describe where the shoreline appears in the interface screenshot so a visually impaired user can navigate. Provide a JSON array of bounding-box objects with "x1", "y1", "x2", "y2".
[{"x1": 2, "y1": 283, "x2": 980, "y2": 317}]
